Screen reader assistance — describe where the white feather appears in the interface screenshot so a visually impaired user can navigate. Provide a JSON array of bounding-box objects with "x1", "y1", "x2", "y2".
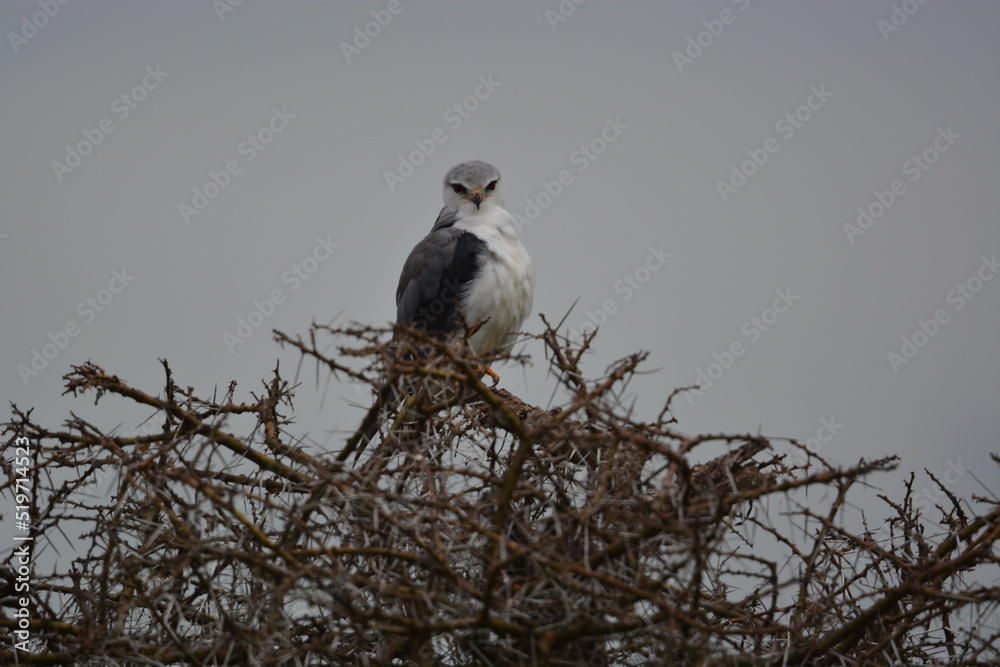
[{"x1": 452, "y1": 206, "x2": 534, "y2": 352}]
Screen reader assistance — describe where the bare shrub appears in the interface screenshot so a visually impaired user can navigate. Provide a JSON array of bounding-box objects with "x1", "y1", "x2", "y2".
[{"x1": 2, "y1": 320, "x2": 997, "y2": 665}]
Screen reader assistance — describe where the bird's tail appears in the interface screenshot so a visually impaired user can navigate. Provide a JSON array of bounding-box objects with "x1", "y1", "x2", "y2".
[{"x1": 354, "y1": 384, "x2": 398, "y2": 463}]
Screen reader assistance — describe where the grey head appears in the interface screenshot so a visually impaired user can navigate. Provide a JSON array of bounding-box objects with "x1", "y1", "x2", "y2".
[{"x1": 441, "y1": 160, "x2": 505, "y2": 212}]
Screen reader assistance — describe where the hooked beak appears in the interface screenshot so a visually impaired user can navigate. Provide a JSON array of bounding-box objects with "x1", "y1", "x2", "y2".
[{"x1": 471, "y1": 191, "x2": 483, "y2": 209}]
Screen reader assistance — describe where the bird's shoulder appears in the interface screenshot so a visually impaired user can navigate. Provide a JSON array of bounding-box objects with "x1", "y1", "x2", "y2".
[{"x1": 431, "y1": 206, "x2": 459, "y2": 232}]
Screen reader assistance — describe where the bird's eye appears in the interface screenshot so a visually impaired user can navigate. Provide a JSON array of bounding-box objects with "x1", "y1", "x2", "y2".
[
  {"x1": 486, "y1": 180, "x2": 497, "y2": 191},
  {"x1": 451, "y1": 184, "x2": 466, "y2": 194}
]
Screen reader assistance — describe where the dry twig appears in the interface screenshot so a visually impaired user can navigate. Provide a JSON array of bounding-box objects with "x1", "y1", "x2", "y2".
[{"x1": 1, "y1": 321, "x2": 997, "y2": 665}]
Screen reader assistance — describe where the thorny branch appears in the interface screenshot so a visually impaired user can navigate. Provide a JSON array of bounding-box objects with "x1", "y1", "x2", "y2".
[{"x1": 1, "y1": 320, "x2": 997, "y2": 665}]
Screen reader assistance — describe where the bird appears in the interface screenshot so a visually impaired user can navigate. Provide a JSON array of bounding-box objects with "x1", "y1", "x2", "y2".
[{"x1": 355, "y1": 160, "x2": 535, "y2": 459}]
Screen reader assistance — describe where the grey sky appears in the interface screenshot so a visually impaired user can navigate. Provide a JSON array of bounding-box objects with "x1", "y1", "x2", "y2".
[{"x1": 2, "y1": 1, "x2": 998, "y2": 525}]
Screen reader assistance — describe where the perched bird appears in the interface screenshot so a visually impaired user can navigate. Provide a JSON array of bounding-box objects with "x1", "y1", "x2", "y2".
[{"x1": 357, "y1": 160, "x2": 535, "y2": 456}]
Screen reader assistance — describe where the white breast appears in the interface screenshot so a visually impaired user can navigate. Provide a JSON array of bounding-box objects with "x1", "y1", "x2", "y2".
[{"x1": 454, "y1": 208, "x2": 535, "y2": 352}]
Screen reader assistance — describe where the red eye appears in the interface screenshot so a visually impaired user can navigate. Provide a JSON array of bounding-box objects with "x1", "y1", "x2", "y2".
[
  {"x1": 486, "y1": 180, "x2": 497, "y2": 191},
  {"x1": 452, "y1": 184, "x2": 466, "y2": 194}
]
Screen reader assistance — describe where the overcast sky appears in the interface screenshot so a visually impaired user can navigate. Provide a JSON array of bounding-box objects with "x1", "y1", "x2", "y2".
[{"x1": 3, "y1": 2, "x2": 998, "y2": 528}]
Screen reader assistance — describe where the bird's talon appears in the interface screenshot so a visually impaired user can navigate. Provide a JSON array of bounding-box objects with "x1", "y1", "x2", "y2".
[{"x1": 480, "y1": 365, "x2": 501, "y2": 387}]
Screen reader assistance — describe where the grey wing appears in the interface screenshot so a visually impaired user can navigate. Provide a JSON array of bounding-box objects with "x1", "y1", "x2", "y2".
[{"x1": 395, "y1": 225, "x2": 488, "y2": 336}]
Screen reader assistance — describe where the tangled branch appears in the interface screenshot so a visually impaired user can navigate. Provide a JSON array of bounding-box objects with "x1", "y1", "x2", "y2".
[{"x1": 1, "y1": 320, "x2": 997, "y2": 665}]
